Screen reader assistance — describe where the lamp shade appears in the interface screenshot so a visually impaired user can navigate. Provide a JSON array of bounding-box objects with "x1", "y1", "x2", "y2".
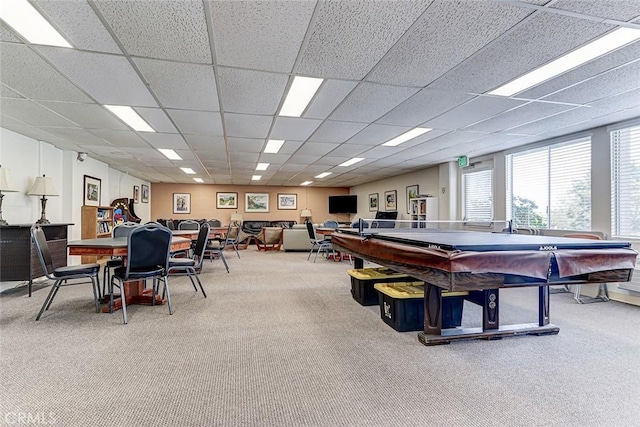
[
  {"x1": 0, "y1": 166, "x2": 18, "y2": 192},
  {"x1": 300, "y1": 209, "x2": 312, "y2": 218},
  {"x1": 230, "y1": 213, "x2": 243, "y2": 222},
  {"x1": 27, "y1": 175, "x2": 59, "y2": 196}
]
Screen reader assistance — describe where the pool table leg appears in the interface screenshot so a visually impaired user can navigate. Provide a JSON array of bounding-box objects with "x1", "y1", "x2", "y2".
[
  {"x1": 539, "y1": 286, "x2": 550, "y2": 326},
  {"x1": 353, "y1": 257, "x2": 364, "y2": 269},
  {"x1": 483, "y1": 289, "x2": 499, "y2": 331},
  {"x1": 423, "y1": 284, "x2": 442, "y2": 336}
]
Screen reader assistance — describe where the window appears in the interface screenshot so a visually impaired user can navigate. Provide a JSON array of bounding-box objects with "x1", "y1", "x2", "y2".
[
  {"x1": 463, "y1": 169, "x2": 493, "y2": 221},
  {"x1": 506, "y1": 137, "x2": 591, "y2": 230},
  {"x1": 611, "y1": 125, "x2": 640, "y2": 238}
]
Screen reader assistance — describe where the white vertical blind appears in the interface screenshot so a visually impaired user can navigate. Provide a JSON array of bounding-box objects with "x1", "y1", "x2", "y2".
[
  {"x1": 506, "y1": 138, "x2": 591, "y2": 230},
  {"x1": 611, "y1": 125, "x2": 640, "y2": 238},
  {"x1": 463, "y1": 169, "x2": 493, "y2": 221}
]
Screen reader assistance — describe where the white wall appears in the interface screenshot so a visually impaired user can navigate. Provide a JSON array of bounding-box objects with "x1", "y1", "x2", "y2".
[{"x1": 0, "y1": 128, "x2": 151, "y2": 268}]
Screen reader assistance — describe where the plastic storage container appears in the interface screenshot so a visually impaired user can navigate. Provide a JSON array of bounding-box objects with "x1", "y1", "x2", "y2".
[
  {"x1": 374, "y1": 282, "x2": 467, "y2": 332},
  {"x1": 347, "y1": 267, "x2": 410, "y2": 306}
]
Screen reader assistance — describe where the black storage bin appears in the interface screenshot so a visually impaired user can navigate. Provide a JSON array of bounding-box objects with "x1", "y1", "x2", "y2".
[{"x1": 347, "y1": 267, "x2": 410, "y2": 306}]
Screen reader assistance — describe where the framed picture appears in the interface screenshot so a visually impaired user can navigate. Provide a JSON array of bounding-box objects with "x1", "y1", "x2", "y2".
[
  {"x1": 277, "y1": 193, "x2": 297, "y2": 210},
  {"x1": 369, "y1": 193, "x2": 378, "y2": 212},
  {"x1": 173, "y1": 193, "x2": 191, "y2": 214},
  {"x1": 83, "y1": 175, "x2": 101, "y2": 207},
  {"x1": 245, "y1": 193, "x2": 269, "y2": 213},
  {"x1": 384, "y1": 190, "x2": 397, "y2": 211},
  {"x1": 406, "y1": 185, "x2": 419, "y2": 213},
  {"x1": 133, "y1": 185, "x2": 139, "y2": 203},
  {"x1": 141, "y1": 184, "x2": 149, "y2": 203},
  {"x1": 216, "y1": 192, "x2": 238, "y2": 209}
]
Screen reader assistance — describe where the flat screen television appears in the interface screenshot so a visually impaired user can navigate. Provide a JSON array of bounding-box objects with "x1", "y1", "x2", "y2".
[{"x1": 328, "y1": 195, "x2": 357, "y2": 214}]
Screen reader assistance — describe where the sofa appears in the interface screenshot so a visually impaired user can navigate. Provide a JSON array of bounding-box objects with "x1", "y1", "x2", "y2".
[{"x1": 283, "y1": 224, "x2": 316, "y2": 251}]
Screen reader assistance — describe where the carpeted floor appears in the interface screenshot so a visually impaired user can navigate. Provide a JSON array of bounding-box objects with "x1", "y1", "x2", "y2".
[{"x1": 1, "y1": 249, "x2": 639, "y2": 426}]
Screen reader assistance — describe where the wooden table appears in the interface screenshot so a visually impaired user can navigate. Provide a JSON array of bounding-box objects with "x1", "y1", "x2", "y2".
[
  {"x1": 172, "y1": 227, "x2": 229, "y2": 240},
  {"x1": 67, "y1": 236, "x2": 191, "y2": 312}
]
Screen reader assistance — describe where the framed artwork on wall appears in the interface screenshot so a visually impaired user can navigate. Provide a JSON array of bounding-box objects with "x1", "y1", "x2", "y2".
[
  {"x1": 173, "y1": 193, "x2": 191, "y2": 214},
  {"x1": 384, "y1": 190, "x2": 397, "y2": 211},
  {"x1": 83, "y1": 175, "x2": 101, "y2": 207},
  {"x1": 277, "y1": 193, "x2": 297, "y2": 210},
  {"x1": 133, "y1": 185, "x2": 139, "y2": 203},
  {"x1": 141, "y1": 184, "x2": 149, "y2": 203},
  {"x1": 245, "y1": 193, "x2": 269, "y2": 213},
  {"x1": 216, "y1": 192, "x2": 238, "y2": 209},
  {"x1": 406, "y1": 184, "x2": 419, "y2": 213},
  {"x1": 369, "y1": 193, "x2": 378, "y2": 212}
]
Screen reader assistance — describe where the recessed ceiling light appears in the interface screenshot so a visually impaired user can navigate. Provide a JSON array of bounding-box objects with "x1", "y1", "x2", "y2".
[
  {"x1": 256, "y1": 163, "x2": 269, "y2": 171},
  {"x1": 181, "y1": 167, "x2": 195, "y2": 174},
  {"x1": 264, "y1": 139, "x2": 284, "y2": 154},
  {"x1": 339, "y1": 158, "x2": 364, "y2": 167},
  {"x1": 382, "y1": 128, "x2": 432, "y2": 147},
  {"x1": 158, "y1": 149, "x2": 182, "y2": 160},
  {"x1": 0, "y1": 0, "x2": 72, "y2": 48},
  {"x1": 315, "y1": 172, "x2": 332, "y2": 178},
  {"x1": 489, "y1": 27, "x2": 640, "y2": 97},
  {"x1": 279, "y1": 76, "x2": 323, "y2": 117},
  {"x1": 252, "y1": 175, "x2": 261, "y2": 181},
  {"x1": 105, "y1": 105, "x2": 155, "y2": 132},
  {"x1": 193, "y1": 178, "x2": 204, "y2": 183},
  {"x1": 300, "y1": 181, "x2": 313, "y2": 186}
]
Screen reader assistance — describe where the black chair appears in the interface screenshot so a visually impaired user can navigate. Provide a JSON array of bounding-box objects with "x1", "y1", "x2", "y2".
[
  {"x1": 102, "y1": 222, "x2": 139, "y2": 297},
  {"x1": 167, "y1": 223, "x2": 209, "y2": 297},
  {"x1": 205, "y1": 224, "x2": 230, "y2": 272},
  {"x1": 306, "y1": 221, "x2": 334, "y2": 263},
  {"x1": 210, "y1": 224, "x2": 240, "y2": 259},
  {"x1": 178, "y1": 220, "x2": 200, "y2": 230},
  {"x1": 110, "y1": 223, "x2": 172, "y2": 324},
  {"x1": 31, "y1": 225, "x2": 101, "y2": 321}
]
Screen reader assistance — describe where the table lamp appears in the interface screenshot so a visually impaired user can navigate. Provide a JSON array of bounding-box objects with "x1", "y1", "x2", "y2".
[
  {"x1": 300, "y1": 209, "x2": 312, "y2": 223},
  {"x1": 0, "y1": 165, "x2": 18, "y2": 226},
  {"x1": 27, "y1": 174, "x2": 59, "y2": 224},
  {"x1": 230, "y1": 212, "x2": 243, "y2": 226}
]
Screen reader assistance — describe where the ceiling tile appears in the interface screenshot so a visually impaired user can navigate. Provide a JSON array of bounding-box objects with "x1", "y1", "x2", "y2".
[
  {"x1": 326, "y1": 144, "x2": 370, "y2": 157},
  {"x1": 134, "y1": 107, "x2": 178, "y2": 133},
  {"x1": 167, "y1": 109, "x2": 223, "y2": 136},
  {"x1": 258, "y1": 153, "x2": 291, "y2": 164},
  {"x1": 1, "y1": 84, "x2": 24, "y2": 98},
  {"x1": 296, "y1": 142, "x2": 339, "y2": 156},
  {"x1": 33, "y1": 0, "x2": 122, "y2": 53},
  {"x1": 1, "y1": 122, "x2": 79, "y2": 149},
  {"x1": 376, "y1": 88, "x2": 474, "y2": 127},
  {"x1": 88, "y1": 129, "x2": 148, "y2": 148},
  {"x1": 304, "y1": 80, "x2": 358, "y2": 119},
  {"x1": 94, "y1": 0, "x2": 211, "y2": 63},
  {"x1": 308, "y1": 120, "x2": 368, "y2": 143},
  {"x1": 217, "y1": 67, "x2": 288, "y2": 115},
  {"x1": 549, "y1": 0, "x2": 640, "y2": 21},
  {"x1": 134, "y1": 58, "x2": 219, "y2": 110},
  {"x1": 210, "y1": 1, "x2": 314, "y2": 72},
  {"x1": 465, "y1": 101, "x2": 575, "y2": 133},
  {"x1": 270, "y1": 117, "x2": 323, "y2": 141},
  {"x1": 40, "y1": 127, "x2": 107, "y2": 145},
  {"x1": 344, "y1": 123, "x2": 411, "y2": 146},
  {"x1": 35, "y1": 46, "x2": 157, "y2": 106},
  {"x1": 183, "y1": 134, "x2": 226, "y2": 151},
  {"x1": 367, "y1": 0, "x2": 531, "y2": 86},
  {"x1": 297, "y1": 0, "x2": 431, "y2": 79},
  {"x1": 0, "y1": 23, "x2": 21, "y2": 42},
  {"x1": 224, "y1": 113, "x2": 272, "y2": 139},
  {"x1": 139, "y1": 133, "x2": 189, "y2": 150},
  {"x1": 359, "y1": 145, "x2": 403, "y2": 159},
  {"x1": 507, "y1": 106, "x2": 609, "y2": 135},
  {"x1": 0, "y1": 98, "x2": 79, "y2": 127},
  {"x1": 329, "y1": 82, "x2": 419, "y2": 122},
  {"x1": 430, "y1": 13, "x2": 614, "y2": 93},
  {"x1": 0, "y1": 43, "x2": 92, "y2": 102},
  {"x1": 227, "y1": 137, "x2": 263, "y2": 153},
  {"x1": 588, "y1": 87, "x2": 640, "y2": 111},
  {"x1": 423, "y1": 96, "x2": 527, "y2": 129},
  {"x1": 38, "y1": 101, "x2": 128, "y2": 130}
]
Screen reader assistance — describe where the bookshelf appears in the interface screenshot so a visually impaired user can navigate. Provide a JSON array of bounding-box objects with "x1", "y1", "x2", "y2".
[
  {"x1": 81, "y1": 205, "x2": 114, "y2": 263},
  {"x1": 409, "y1": 197, "x2": 438, "y2": 228}
]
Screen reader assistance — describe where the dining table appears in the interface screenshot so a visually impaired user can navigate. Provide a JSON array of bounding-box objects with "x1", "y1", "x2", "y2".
[
  {"x1": 67, "y1": 236, "x2": 191, "y2": 312},
  {"x1": 171, "y1": 227, "x2": 229, "y2": 241}
]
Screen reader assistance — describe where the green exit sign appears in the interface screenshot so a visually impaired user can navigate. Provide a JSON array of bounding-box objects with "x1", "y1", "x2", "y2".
[{"x1": 458, "y1": 156, "x2": 469, "y2": 167}]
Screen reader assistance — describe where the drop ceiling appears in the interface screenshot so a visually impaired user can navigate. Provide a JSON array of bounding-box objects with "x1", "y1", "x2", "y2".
[{"x1": 1, "y1": 0, "x2": 639, "y2": 186}]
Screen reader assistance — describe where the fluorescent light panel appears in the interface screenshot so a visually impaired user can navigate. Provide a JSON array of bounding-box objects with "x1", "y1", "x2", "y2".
[
  {"x1": 382, "y1": 128, "x2": 432, "y2": 147},
  {"x1": 489, "y1": 27, "x2": 640, "y2": 97},
  {"x1": 256, "y1": 163, "x2": 269, "y2": 171},
  {"x1": 252, "y1": 175, "x2": 261, "y2": 181},
  {"x1": 193, "y1": 178, "x2": 204, "y2": 183},
  {"x1": 264, "y1": 139, "x2": 285, "y2": 154},
  {"x1": 158, "y1": 149, "x2": 182, "y2": 160},
  {"x1": 300, "y1": 181, "x2": 313, "y2": 186},
  {"x1": 180, "y1": 167, "x2": 195, "y2": 174},
  {"x1": 315, "y1": 172, "x2": 332, "y2": 178},
  {"x1": 105, "y1": 105, "x2": 155, "y2": 132},
  {"x1": 0, "y1": 0, "x2": 72, "y2": 48},
  {"x1": 279, "y1": 76, "x2": 323, "y2": 117},
  {"x1": 339, "y1": 158, "x2": 364, "y2": 167}
]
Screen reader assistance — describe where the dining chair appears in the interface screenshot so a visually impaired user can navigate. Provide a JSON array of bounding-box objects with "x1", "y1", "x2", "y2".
[
  {"x1": 31, "y1": 225, "x2": 101, "y2": 321},
  {"x1": 178, "y1": 220, "x2": 200, "y2": 230},
  {"x1": 110, "y1": 223, "x2": 173, "y2": 324},
  {"x1": 306, "y1": 221, "x2": 334, "y2": 263},
  {"x1": 220, "y1": 225, "x2": 241, "y2": 258},
  {"x1": 102, "y1": 222, "x2": 139, "y2": 297},
  {"x1": 167, "y1": 223, "x2": 209, "y2": 298},
  {"x1": 205, "y1": 223, "x2": 230, "y2": 272}
]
